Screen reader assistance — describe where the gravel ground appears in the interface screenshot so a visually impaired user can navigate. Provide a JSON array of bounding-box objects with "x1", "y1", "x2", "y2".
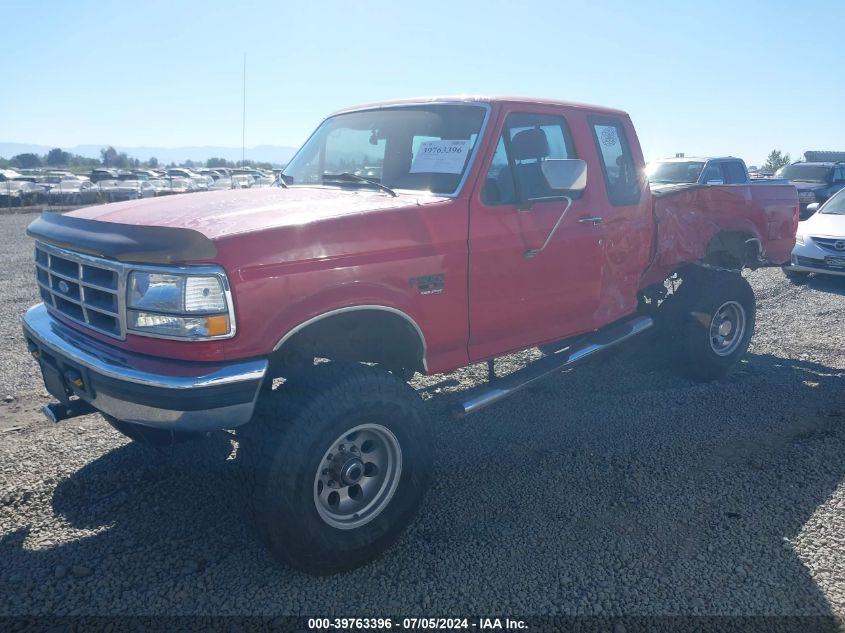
[{"x1": 0, "y1": 211, "x2": 844, "y2": 618}]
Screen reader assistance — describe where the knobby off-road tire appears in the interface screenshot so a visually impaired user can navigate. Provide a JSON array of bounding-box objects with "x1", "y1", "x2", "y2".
[
  {"x1": 103, "y1": 415, "x2": 204, "y2": 447},
  {"x1": 661, "y1": 269, "x2": 756, "y2": 381},
  {"x1": 238, "y1": 362, "x2": 432, "y2": 575}
]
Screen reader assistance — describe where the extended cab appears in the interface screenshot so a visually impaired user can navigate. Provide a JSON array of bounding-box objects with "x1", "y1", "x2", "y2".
[{"x1": 22, "y1": 97, "x2": 798, "y2": 574}]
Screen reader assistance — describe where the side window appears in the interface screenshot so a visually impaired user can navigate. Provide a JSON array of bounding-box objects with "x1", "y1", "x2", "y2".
[
  {"x1": 722, "y1": 161, "x2": 747, "y2": 184},
  {"x1": 482, "y1": 112, "x2": 576, "y2": 205},
  {"x1": 589, "y1": 117, "x2": 641, "y2": 206},
  {"x1": 834, "y1": 167, "x2": 845, "y2": 183},
  {"x1": 701, "y1": 162, "x2": 726, "y2": 184}
]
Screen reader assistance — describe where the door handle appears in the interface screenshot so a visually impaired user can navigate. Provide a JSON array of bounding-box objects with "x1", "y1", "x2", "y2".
[{"x1": 578, "y1": 216, "x2": 603, "y2": 225}]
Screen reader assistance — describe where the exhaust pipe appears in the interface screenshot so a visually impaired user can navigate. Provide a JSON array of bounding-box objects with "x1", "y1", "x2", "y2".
[
  {"x1": 455, "y1": 315, "x2": 653, "y2": 417},
  {"x1": 41, "y1": 399, "x2": 97, "y2": 423}
]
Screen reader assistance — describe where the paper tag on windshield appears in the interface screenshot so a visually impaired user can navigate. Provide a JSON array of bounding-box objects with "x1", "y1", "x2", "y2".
[{"x1": 410, "y1": 140, "x2": 472, "y2": 174}]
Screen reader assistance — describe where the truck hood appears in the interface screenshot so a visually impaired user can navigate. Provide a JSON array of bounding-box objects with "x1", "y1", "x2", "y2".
[{"x1": 67, "y1": 187, "x2": 443, "y2": 241}]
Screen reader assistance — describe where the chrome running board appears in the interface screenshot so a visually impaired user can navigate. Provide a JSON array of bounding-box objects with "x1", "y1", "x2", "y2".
[{"x1": 455, "y1": 315, "x2": 653, "y2": 417}]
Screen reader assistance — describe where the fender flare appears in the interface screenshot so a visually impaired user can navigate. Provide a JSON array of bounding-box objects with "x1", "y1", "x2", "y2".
[{"x1": 272, "y1": 305, "x2": 428, "y2": 372}]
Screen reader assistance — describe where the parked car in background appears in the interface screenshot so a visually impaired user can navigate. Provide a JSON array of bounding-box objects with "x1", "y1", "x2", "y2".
[
  {"x1": 209, "y1": 177, "x2": 235, "y2": 191},
  {"x1": 131, "y1": 169, "x2": 158, "y2": 180},
  {"x1": 117, "y1": 171, "x2": 143, "y2": 181},
  {"x1": 147, "y1": 179, "x2": 172, "y2": 196},
  {"x1": 0, "y1": 181, "x2": 47, "y2": 207},
  {"x1": 231, "y1": 174, "x2": 254, "y2": 188},
  {"x1": 97, "y1": 179, "x2": 156, "y2": 202},
  {"x1": 783, "y1": 188, "x2": 845, "y2": 280},
  {"x1": 161, "y1": 177, "x2": 196, "y2": 195},
  {"x1": 166, "y1": 169, "x2": 211, "y2": 191},
  {"x1": 89, "y1": 168, "x2": 119, "y2": 183},
  {"x1": 46, "y1": 180, "x2": 99, "y2": 206},
  {"x1": 0, "y1": 169, "x2": 24, "y2": 182},
  {"x1": 646, "y1": 156, "x2": 752, "y2": 187},
  {"x1": 776, "y1": 161, "x2": 845, "y2": 219}
]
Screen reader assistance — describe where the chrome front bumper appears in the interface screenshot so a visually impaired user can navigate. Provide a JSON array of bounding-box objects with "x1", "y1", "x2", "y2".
[
  {"x1": 22, "y1": 304, "x2": 268, "y2": 432},
  {"x1": 784, "y1": 237, "x2": 845, "y2": 277}
]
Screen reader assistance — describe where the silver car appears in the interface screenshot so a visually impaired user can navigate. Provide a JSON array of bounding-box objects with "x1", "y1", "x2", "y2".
[{"x1": 783, "y1": 188, "x2": 845, "y2": 279}]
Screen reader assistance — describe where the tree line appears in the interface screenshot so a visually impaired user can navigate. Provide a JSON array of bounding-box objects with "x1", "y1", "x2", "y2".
[{"x1": 0, "y1": 147, "x2": 273, "y2": 171}]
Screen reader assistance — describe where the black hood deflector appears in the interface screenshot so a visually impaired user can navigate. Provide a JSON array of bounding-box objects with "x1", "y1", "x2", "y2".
[{"x1": 27, "y1": 213, "x2": 216, "y2": 264}]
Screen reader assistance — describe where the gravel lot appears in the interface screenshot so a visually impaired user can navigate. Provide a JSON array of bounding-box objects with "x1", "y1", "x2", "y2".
[{"x1": 0, "y1": 211, "x2": 843, "y2": 618}]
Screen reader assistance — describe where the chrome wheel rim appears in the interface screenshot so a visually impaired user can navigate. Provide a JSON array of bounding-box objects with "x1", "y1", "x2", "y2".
[
  {"x1": 313, "y1": 423, "x2": 402, "y2": 530},
  {"x1": 709, "y1": 300, "x2": 746, "y2": 357}
]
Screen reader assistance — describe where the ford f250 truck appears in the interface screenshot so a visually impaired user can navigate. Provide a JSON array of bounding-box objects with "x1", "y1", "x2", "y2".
[{"x1": 21, "y1": 97, "x2": 798, "y2": 574}]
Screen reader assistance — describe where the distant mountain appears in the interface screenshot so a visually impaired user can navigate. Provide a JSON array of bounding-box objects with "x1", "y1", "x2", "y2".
[{"x1": 0, "y1": 142, "x2": 297, "y2": 165}]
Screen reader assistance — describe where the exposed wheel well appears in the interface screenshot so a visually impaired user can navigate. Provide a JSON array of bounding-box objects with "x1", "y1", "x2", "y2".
[
  {"x1": 270, "y1": 308, "x2": 426, "y2": 377},
  {"x1": 704, "y1": 231, "x2": 761, "y2": 269}
]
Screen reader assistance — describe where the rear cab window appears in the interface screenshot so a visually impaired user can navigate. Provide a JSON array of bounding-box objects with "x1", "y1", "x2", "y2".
[
  {"x1": 721, "y1": 161, "x2": 747, "y2": 184},
  {"x1": 588, "y1": 116, "x2": 641, "y2": 206}
]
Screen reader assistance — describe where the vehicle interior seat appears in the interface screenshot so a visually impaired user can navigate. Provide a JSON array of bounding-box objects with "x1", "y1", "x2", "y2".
[{"x1": 497, "y1": 127, "x2": 553, "y2": 202}]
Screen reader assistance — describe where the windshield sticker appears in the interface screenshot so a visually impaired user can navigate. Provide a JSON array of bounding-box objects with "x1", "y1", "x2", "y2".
[{"x1": 410, "y1": 140, "x2": 472, "y2": 174}]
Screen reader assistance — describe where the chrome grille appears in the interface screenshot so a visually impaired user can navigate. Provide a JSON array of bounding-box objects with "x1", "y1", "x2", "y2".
[
  {"x1": 811, "y1": 237, "x2": 845, "y2": 254},
  {"x1": 35, "y1": 242, "x2": 125, "y2": 339}
]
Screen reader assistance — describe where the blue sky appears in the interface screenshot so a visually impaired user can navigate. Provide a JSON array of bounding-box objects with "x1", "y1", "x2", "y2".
[{"x1": 2, "y1": 0, "x2": 842, "y2": 166}]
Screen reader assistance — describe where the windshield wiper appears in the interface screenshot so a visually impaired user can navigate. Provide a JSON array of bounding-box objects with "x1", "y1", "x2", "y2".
[{"x1": 322, "y1": 172, "x2": 397, "y2": 197}]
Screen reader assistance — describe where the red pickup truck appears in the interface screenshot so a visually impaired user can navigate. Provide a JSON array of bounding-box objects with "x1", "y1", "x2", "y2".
[{"x1": 22, "y1": 97, "x2": 797, "y2": 574}]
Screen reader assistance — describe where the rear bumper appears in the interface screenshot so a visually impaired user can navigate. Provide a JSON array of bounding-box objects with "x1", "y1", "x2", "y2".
[{"x1": 22, "y1": 304, "x2": 268, "y2": 432}]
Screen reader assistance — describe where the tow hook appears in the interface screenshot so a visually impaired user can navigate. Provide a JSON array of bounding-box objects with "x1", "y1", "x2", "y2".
[{"x1": 41, "y1": 400, "x2": 97, "y2": 423}]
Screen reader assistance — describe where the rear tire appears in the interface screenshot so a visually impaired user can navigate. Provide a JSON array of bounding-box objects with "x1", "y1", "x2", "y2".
[
  {"x1": 238, "y1": 362, "x2": 431, "y2": 575},
  {"x1": 663, "y1": 269, "x2": 756, "y2": 381}
]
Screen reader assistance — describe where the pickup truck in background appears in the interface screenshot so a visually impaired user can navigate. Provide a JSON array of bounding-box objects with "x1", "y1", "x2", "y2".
[
  {"x1": 646, "y1": 155, "x2": 752, "y2": 187},
  {"x1": 22, "y1": 97, "x2": 798, "y2": 574}
]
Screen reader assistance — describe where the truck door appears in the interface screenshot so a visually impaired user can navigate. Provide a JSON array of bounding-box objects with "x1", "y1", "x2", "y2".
[{"x1": 467, "y1": 108, "x2": 607, "y2": 361}]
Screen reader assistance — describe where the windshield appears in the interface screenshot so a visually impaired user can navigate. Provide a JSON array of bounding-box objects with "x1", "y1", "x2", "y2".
[
  {"x1": 821, "y1": 190, "x2": 845, "y2": 215},
  {"x1": 776, "y1": 164, "x2": 832, "y2": 183},
  {"x1": 647, "y1": 161, "x2": 705, "y2": 184},
  {"x1": 283, "y1": 104, "x2": 487, "y2": 195}
]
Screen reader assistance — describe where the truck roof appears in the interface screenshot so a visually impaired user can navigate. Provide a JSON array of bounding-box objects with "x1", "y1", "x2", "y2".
[{"x1": 331, "y1": 95, "x2": 629, "y2": 118}]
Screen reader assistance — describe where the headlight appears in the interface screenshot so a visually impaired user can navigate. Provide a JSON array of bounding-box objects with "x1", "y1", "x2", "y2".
[
  {"x1": 126, "y1": 271, "x2": 233, "y2": 339},
  {"x1": 795, "y1": 234, "x2": 805, "y2": 245}
]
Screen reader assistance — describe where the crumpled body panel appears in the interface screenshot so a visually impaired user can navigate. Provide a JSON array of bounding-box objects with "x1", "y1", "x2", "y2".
[{"x1": 642, "y1": 182, "x2": 797, "y2": 286}]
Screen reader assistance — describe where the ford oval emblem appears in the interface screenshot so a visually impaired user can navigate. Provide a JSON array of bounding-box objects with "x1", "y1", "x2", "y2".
[
  {"x1": 58, "y1": 280, "x2": 70, "y2": 294},
  {"x1": 835, "y1": 240, "x2": 845, "y2": 252}
]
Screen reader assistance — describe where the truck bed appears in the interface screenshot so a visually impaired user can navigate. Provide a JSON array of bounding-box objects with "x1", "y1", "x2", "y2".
[{"x1": 643, "y1": 182, "x2": 797, "y2": 285}]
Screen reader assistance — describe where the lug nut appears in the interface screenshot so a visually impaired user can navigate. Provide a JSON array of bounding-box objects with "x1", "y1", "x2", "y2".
[
  {"x1": 322, "y1": 469, "x2": 329, "y2": 476},
  {"x1": 338, "y1": 444, "x2": 345, "y2": 451}
]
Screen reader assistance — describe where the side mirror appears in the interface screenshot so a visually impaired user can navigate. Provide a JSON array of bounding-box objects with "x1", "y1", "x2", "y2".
[
  {"x1": 541, "y1": 159, "x2": 587, "y2": 193},
  {"x1": 705, "y1": 179, "x2": 724, "y2": 186},
  {"x1": 806, "y1": 203, "x2": 820, "y2": 214}
]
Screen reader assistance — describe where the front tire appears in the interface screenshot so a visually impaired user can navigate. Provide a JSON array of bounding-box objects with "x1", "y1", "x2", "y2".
[
  {"x1": 663, "y1": 269, "x2": 756, "y2": 381},
  {"x1": 238, "y1": 362, "x2": 431, "y2": 575}
]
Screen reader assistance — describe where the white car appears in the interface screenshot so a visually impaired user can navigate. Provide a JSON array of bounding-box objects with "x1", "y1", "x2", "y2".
[{"x1": 784, "y1": 188, "x2": 845, "y2": 279}]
